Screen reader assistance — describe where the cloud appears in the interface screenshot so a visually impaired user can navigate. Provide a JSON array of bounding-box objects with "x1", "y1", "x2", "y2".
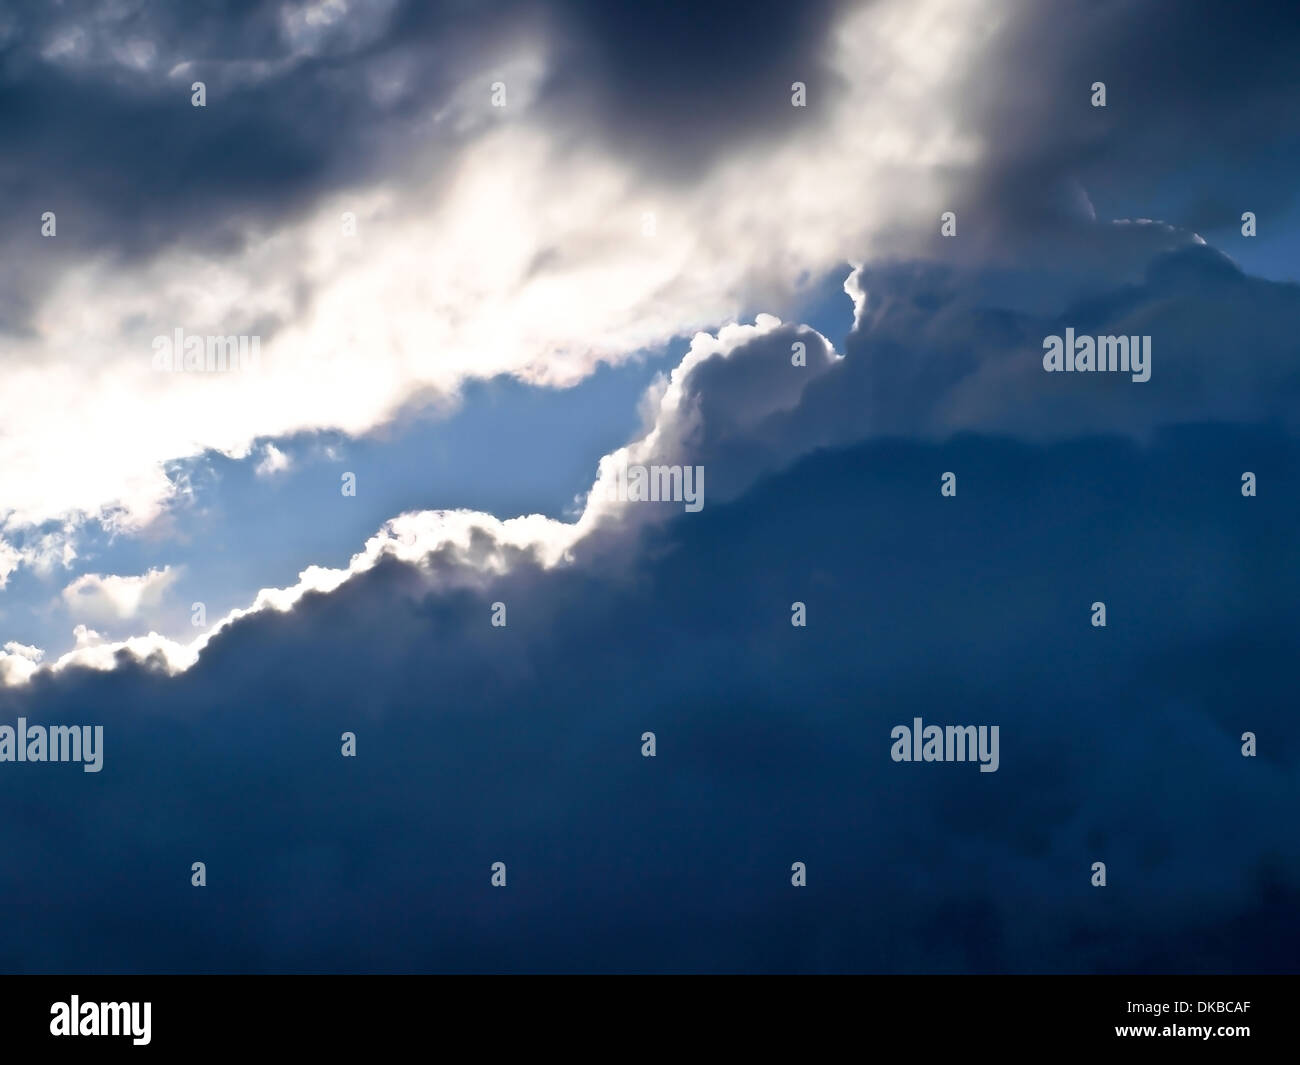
[
  {"x1": 0, "y1": 0, "x2": 993, "y2": 565},
  {"x1": 60, "y1": 566, "x2": 181, "y2": 624},
  {"x1": 579, "y1": 314, "x2": 840, "y2": 534},
  {"x1": 3, "y1": 0, "x2": 1300, "y2": 974},
  {"x1": 17, "y1": 221, "x2": 1300, "y2": 681},
  {"x1": 1, "y1": 418, "x2": 1297, "y2": 972},
  {"x1": 0, "y1": 221, "x2": 1298, "y2": 970},
  {"x1": 15, "y1": 310, "x2": 840, "y2": 682},
  {"x1": 254, "y1": 443, "x2": 293, "y2": 478},
  {"x1": 0, "y1": 542, "x2": 20, "y2": 590},
  {"x1": 0, "y1": 525, "x2": 79, "y2": 589},
  {"x1": 7, "y1": 0, "x2": 1300, "y2": 585},
  {"x1": 0, "y1": 641, "x2": 43, "y2": 686},
  {"x1": 824, "y1": 240, "x2": 1300, "y2": 443}
]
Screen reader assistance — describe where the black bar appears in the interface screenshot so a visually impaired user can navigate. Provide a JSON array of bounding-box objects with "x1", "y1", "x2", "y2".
[{"x1": 0, "y1": 975, "x2": 1285, "y2": 1053}]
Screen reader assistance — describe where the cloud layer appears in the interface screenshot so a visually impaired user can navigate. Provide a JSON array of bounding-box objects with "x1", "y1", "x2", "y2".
[{"x1": 2, "y1": 0, "x2": 1299, "y2": 974}]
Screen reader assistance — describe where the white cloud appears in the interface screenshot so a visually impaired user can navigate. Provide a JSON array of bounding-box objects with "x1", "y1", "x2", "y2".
[
  {"x1": 0, "y1": 640, "x2": 44, "y2": 685},
  {"x1": 2, "y1": 640, "x2": 42, "y2": 661},
  {"x1": 254, "y1": 443, "x2": 293, "y2": 478},
  {"x1": 72, "y1": 623, "x2": 104, "y2": 648},
  {"x1": 0, "y1": 0, "x2": 996, "y2": 578},
  {"x1": 578, "y1": 313, "x2": 839, "y2": 533},
  {"x1": 0, "y1": 525, "x2": 79, "y2": 589},
  {"x1": 9, "y1": 310, "x2": 845, "y2": 684},
  {"x1": 61, "y1": 566, "x2": 181, "y2": 623},
  {"x1": 0, "y1": 540, "x2": 21, "y2": 590}
]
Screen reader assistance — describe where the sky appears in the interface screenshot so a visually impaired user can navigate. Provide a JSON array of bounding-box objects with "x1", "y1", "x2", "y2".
[{"x1": 0, "y1": 0, "x2": 1298, "y2": 973}]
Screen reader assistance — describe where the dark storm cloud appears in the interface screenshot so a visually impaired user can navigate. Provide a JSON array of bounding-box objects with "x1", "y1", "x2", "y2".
[
  {"x1": 844, "y1": 240, "x2": 1300, "y2": 440},
  {"x1": 0, "y1": 420, "x2": 1296, "y2": 973},
  {"x1": 854, "y1": 243, "x2": 1272, "y2": 424},
  {"x1": 614, "y1": 232, "x2": 1300, "y2": 499},
  {"x1": 2, "y1": 0, "x2": 1298, "y2": 976},
  {"x1": 0, "y1": 0, "x2": 521, "y2": 328},
  {"x1": 857, "y1": 0, "x2": 1300, "y2": 274},
  {"x1": 0, "y1": 0, "x2": 852, "y2": 332},
  {"x1": 7, "y1": 0, "x2": 1294, "y2": 334},
  {"x1": 3, "y1": 220, "x2": 1300, "y2": 971},
  {"x1": 537, "y1": 0, "x2": 850, "y2": 180},
  {"x1": 924, "y1": 0, "x2": 1300, "y2": 261}
]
